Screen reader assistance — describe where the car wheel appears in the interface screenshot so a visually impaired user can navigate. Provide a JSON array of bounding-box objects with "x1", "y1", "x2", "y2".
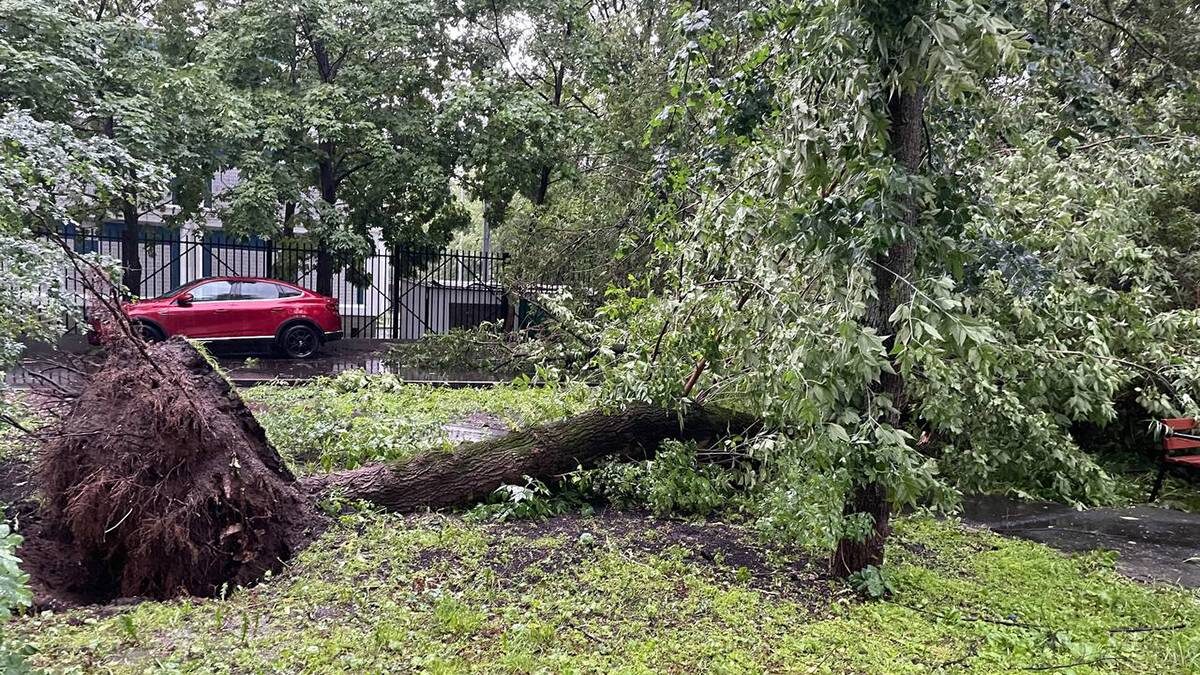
[
  {"x1": 135, "y1": 322, "x2": 165, "y2": 342},
  {"x1": 280, "y1": 324, "x2": 320, "y2": 359}
]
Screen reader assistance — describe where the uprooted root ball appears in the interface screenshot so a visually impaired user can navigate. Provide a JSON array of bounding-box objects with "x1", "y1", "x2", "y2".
[{"x1": 37, "y1": 338, "x2": 322, "y2": 600}]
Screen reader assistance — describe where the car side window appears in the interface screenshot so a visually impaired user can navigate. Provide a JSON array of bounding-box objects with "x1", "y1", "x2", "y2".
[
  {"x1": 190, "y1": 280, "x2": 233, "y2": 302},
  {"x1": 275, "y1": 284, "x2": 302, "y2": 298},
  {"x1": 238, "y1": 282, "x2": 280, "y2": 300}
]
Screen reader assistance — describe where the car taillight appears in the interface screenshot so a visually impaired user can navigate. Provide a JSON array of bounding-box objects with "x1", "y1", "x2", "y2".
[{"x1": 326, "y1": 297, "x2": 339, "y2": 311}]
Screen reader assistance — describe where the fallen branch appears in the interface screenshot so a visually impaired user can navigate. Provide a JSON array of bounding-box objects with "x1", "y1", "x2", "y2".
[{"x1": 1106, "y1": 622, "x2": 1188, "y2": 633}]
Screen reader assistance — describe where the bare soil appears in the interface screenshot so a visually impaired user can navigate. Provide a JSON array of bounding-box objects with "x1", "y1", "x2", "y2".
[{"x1": 414, "y1": 510, "x2": 834, "y2": 606}]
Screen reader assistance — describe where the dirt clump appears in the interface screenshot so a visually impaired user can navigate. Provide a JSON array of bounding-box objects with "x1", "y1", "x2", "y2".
[{"x1": 33, "y1": 338, "x2": 323, "y2": 601}]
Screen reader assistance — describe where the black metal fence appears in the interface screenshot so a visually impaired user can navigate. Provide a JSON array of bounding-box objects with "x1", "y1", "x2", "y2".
[{"x1": 54, "y1": 225, "x2": 512, "y2": 340}]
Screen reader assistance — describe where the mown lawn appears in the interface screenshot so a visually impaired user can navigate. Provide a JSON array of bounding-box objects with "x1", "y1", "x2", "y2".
[{"x1": 4, "y1": 374, "x2": 1200, "y2": 673}]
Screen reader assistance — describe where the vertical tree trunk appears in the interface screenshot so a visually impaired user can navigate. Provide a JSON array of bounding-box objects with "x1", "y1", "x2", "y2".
[
  {"x1": 532, "y1": 166, "x2": 552, "y2": 206},
  {"x1": 531, "y1": 21, "x2": 570, "y2": 206},
  {"x1": 831, "y1": 86, "x2": 925, "y2": 577},
  {"x1": 315, "y1": 154, "x2": 336, "y2": 297},
  {"x1": 104, "y1": 115, "x2": 142, "y2": 296},
  {"x1": 389, "y1": 245, "x2": 402, "y2": 339},
  {"x1": 282, "y1": 201, "x2": 296, "y2": 238},
  {"x1": 120, "y1": 200, "x2": 142, "y2": 296}
]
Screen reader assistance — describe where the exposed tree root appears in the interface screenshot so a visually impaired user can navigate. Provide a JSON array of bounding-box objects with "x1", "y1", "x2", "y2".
[{"x1": 35, "y1": 338, "x2": 322, "y2": 600}]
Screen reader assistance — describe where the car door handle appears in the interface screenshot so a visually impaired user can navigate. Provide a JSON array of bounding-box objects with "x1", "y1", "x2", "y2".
[{"x1": 214, "y1": 308, "x2": 230, "y2": 313}]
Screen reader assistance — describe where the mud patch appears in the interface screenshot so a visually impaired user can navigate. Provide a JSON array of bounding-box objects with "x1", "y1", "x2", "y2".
[{"x1": 424, "y1": 510, "x2": 834, "y2": 606}]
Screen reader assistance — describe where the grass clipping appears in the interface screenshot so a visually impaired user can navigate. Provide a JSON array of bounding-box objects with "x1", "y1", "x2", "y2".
[{"x1": 37, "y1": 337, "x2": 320, "y2": 599}]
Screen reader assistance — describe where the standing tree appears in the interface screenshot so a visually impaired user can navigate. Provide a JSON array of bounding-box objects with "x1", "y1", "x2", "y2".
[
  {"x1": 207, "y1": 0, "x2": 468, "y2": 295},
  {"x1": 549, "y1": 0, "x2": 1200, "y2": 575},
  {"x1": 3, "y1": 0, "x2": 225, "y2": 294},
  {"x1": 559, "y1": 0, "x2": 1034, "y2": 575},
  {"x1": 447, "y1": 0, "x2": 686, "y2": 286}
]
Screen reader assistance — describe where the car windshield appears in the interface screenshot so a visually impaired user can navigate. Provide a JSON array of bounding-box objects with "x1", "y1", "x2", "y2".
[{"x1": 151, "y1": 283, "x2": 193, "y2": 300}]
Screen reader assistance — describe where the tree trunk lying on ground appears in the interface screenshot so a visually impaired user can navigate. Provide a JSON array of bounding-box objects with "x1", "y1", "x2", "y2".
[
  {"x1": 30, "y1": 338, "x2": 755, "y2": 603},
  {"x1": 302, "y1": 404, "x2": 756, "y2": 511}
]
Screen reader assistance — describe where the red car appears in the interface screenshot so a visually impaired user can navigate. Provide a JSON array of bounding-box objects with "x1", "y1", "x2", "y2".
[{"x1": 106, "y1": 277, "x2": 342, "y2": 358}]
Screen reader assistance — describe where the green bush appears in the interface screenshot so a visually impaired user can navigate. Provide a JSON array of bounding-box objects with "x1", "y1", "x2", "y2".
[{"x1": 0, "y1": 522, "x2": 32, "y2": 673}]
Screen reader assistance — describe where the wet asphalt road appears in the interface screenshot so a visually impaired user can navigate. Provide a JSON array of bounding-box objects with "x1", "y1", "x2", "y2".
[{"x1": 961, "y1": 494, "x2": 1200, "y2": 587}]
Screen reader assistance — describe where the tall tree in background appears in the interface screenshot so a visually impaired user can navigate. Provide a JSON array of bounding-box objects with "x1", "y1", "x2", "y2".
[
  {"x1": 449, "y1": 0, "x2": 704, "y2": 286},
  {"x1": 207, "y1": 0, "x2": 467, "y2": 296},
  {"x1": 0, "y1": 0, "x2": 170, "y2": 361},
  {"x1": 12, "y1": 0, "x2": 224, "y2": 294}
]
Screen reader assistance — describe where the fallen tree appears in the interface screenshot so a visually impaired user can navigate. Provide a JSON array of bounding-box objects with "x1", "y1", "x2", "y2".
[
  {"x1": 302, "y1": 403, "x2": 756, "y2": 511},
  {"x1": 29, "y1": 337, "x2": 755, "y2": 602}
]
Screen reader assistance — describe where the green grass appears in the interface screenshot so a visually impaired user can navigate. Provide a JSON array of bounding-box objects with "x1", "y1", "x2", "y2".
[
  {"x1": 7, "y1": 513, "x2": 1198, "y2": 673},
  {"x1": 242, "y1": 372, "x2": 589, "y2": 473}
]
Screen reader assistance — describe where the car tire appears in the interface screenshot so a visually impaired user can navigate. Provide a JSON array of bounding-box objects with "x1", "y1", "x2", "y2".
[
  {"x1": 280, "y1": 324, "x2": 320, "y2": 359},
  {"x1": 135, "y1": 322, "x2": 165, "y2": 342}
]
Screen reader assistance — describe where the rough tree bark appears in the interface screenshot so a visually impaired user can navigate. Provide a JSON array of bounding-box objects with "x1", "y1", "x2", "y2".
[
  {"x1": 304, "y1": 404, "x2": 756, "y2": 511},
  {"x1": 315, "y1": 149, "x2": 337, "y2": 297},
  {"x1": 830, "y1": 85, "x2": 925, "y2": 577}
]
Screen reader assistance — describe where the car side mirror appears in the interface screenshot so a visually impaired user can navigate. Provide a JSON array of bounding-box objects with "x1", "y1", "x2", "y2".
[{"x1": 176, "y1": 293, "x2": 194, "y2": 306}]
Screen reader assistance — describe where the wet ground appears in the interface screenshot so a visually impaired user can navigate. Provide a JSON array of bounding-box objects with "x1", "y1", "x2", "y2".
[
  {"x1": 7, "y1": 338, "x2": 1200, "y2": 588},
  {"x1": 213, "y1": 339, "x2": 501, "y2": 386},
  {"x1": 5, "y1": 338, "x2": 502, "y2": 389},
  {"x1": 961, "y1": 494, "x2": 1200, "y2": 588}
]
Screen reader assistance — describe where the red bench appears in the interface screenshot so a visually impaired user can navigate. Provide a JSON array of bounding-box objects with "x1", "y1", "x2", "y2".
[{"x1": 1150, "y1": 418, "x2": 1200, "y2": 501}]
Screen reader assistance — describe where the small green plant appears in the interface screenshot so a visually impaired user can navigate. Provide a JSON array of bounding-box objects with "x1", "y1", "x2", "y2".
[
  {"x1": 0, "y1": 522, "x2": 32, "y2": 673},
  {"x1": 0, "y1": 526, "x2": 27, "y2": 622},
  {"x1": 115, "y1": 614, "x2": 139, "y2": 643},
  {"x1": 468, "y1": 477, "x2": 578, "y2": 522},
  {"x1": 848, "y1": 565, "x2": 895, "y2": 599},
  {"x1": 432, "y1": 597, "x2": 485, "y2": 636}
]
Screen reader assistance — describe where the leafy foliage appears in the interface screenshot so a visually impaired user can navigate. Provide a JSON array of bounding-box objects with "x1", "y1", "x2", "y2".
[
  {"x1": 524, "y1": 0, "x2": 1200, "y2": 557},
  {"x1": 385, "y1": 322, "x2": 540, "y2": 378},
  {"x1": 848, "y1": 564, "x2": 895, "y2": 599},
  {"x1": 0, "y1": 0, "x2": 170, "y2": 381},
  {"x1": 205, "y1": 0, "x2": 469, "y2": 254},
  {"x1": 0, "y1": 522, "x2": 31, "y2": 672}
]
